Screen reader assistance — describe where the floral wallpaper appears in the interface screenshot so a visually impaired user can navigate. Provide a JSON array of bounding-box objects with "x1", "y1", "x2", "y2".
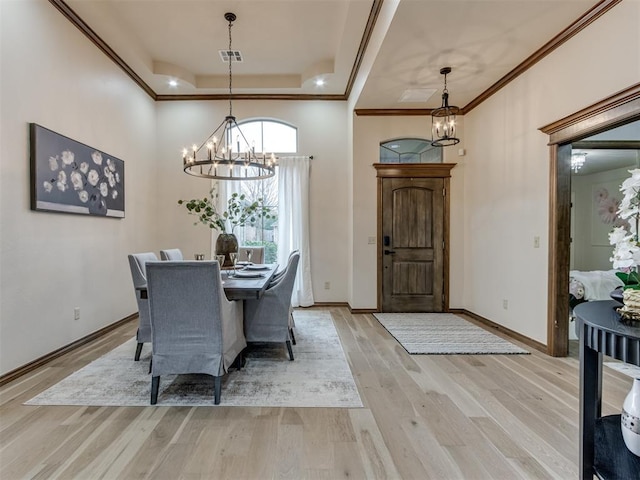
[{"x1": 30, "y1": 124, "x2": 124, "y2": 217}]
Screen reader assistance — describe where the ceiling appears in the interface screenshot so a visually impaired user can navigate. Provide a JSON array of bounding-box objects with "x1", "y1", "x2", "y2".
[
  {"x1": 60, "y1": 0, "x2": 604, "y2": 109},
  {"x1": 572, "y1": 120, "x2": 640, "y2": 176}
]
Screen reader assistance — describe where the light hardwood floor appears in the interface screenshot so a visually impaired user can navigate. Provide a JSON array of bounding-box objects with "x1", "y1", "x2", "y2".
[{"x1": 0, "y1": 307, "x2": 634, "y2": 479}]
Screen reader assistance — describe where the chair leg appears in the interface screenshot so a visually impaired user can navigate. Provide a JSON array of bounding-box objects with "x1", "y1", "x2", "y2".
[
  {"x1": 134, "y1": 342, "x2": 143, "y2": 361},
  {"x1": 148, "y1": 358, "x2": 153, "y2": 374},
  {"x1": 151, "y1": 376, "x2": 160, "y2": 405},
  {"x1": 286, "y1": 340, "x2": 294, "y2": 361},
  {"x1": 214, "y1": 376, "x2": 222, "y2": 405},
  {"x1": 231, "y1": 350, "x2": 244, "y2": 370},
  {"x1": 289, "y1": 328, "x2": 297, "y2": 345}
]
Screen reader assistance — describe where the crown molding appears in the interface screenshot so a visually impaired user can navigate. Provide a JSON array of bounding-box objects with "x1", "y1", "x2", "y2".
[
  {"x1": 462, "y1": 0, "x2": 621, "y2": 115},
  {"x1": 48, "y1": 0, "x2": 157, "y2": 100},
  {"x1": 156, "y1": 93, "x2": 346, "y2": 102},
  {"x1": 48, "y1": 0, "x2": 380, "y2": 103},
  {"x1": 49, "y1": 0, "x2": 622, "y2": 110},
  {"x1": 539, "y1": 83, "x2": 640, "y2": 144},
  {"x1": 353, "y1": 0, "x2": 621, "y2": 117},
  {"x1": 354, "y1": 109, "x2": 435, "y2": 116},
  {"x1": 344, "y1": 0, "x2": 384, "y2": 100}
]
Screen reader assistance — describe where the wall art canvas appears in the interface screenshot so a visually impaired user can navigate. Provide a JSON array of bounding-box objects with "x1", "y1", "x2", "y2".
[
  {"x1": 590, "y1": 179, "x2": 627, "y2": 246},
  {"x1": 30, "y1": 124, "x2": 125, "y2": 218}
]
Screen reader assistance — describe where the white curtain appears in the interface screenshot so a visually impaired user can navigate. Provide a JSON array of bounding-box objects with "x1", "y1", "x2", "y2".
[{"x1": 278, "y1": 157, "x2": 314, "y2": 307}]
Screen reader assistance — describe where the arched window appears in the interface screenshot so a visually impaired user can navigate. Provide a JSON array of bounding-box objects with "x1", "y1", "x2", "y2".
[
  {"x1": 225, "y1": 119, "x2": 298, "y2": 263},
  {"x1": 379, "y1": 138, "x2": 442, "y2": 163},
  {"x1": 229, "y1": 119, "x2": 297, "y2": 154}
]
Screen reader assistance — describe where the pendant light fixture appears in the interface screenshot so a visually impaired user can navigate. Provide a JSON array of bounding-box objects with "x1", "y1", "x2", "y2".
[
  {"x1": 182, "y1": 13, "x2": 276, "y2": 181},
  {"x1": 571, "y1": 152, "x2": 587, "y2": 173},
  {"x1": 431, "y1": 67, "x2": 460, "y2": 147}
]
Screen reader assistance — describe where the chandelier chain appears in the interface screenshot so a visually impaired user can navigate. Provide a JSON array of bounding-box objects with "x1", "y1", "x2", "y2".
[
  {"x1": 228, "y1": 16, "x2": 233, "y2": 117},
  {"x1": 181, "y1": 12, "x2": 276, "y2": 180}
]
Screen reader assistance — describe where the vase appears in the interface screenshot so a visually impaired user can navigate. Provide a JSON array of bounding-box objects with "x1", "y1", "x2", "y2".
[
  {"x1": 621, "y1": 376, "x2": 640, "y2": 457},
  {"x1": 215, "y1": 233, "x2": 238, "y2": 267},
  {"x1": 611, "y1": 287, "x2": 624, "y2": 304}
]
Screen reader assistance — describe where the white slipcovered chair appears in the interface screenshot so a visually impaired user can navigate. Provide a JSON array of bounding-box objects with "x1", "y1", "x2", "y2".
[
  {"x1": 160, "y1": 248, "x2": 183, "y2": 261},
  {"x1": 127, "y1": 252, "x2": 158, "y2": 361},
  {"x1": 238, "y1": 246, "x2": 265, "y2": 264},
  {"x1": 243, "y1": 252, "x2": 300, "y2": 360},
  {"x1": 145, "y1": 261, "x2": 246, "y2": 405}
]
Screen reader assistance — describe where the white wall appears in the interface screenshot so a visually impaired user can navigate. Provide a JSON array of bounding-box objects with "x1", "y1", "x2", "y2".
[
  {"x1": 155, "y1": 100, "x2": 350, "y2": 303},
  {"x1": 572, "y1": 166, "x2": 633, "y2": 271},
  {"x1": 462, "y1": 0, "x2": 640, "y2": 344},
  {"x1": 351, "y1": 115, "x2": 465, "y2": 309},
  {"x1": 0, "y1": 0, "x2": 157, "y2": 374}
]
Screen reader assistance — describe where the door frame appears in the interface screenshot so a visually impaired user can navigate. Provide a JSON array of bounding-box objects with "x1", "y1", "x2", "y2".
[
  {"x1": 373, "y1": 163, "x2": 456, "y2": 312},
  {"x1": 540, "y1": 83, "x2": 640, "y2": 357}
]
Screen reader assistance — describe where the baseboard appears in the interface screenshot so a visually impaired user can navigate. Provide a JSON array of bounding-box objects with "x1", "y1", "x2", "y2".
[
  {"x1": 311, "y1": 302, "x2": 350, "y2": 308},
  {"x1": 349, "y1": 307, "x2": 378, "y2": 314},
  {"x1": 0, "y1": 313, "x2": 137, "y2": 387},
  {"x1": 451, "y1": 308, "x2": 548, "y2": 354}
]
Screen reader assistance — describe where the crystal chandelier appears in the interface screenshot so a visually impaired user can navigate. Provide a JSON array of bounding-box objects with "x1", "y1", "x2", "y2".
[
  {"x1": 182, "y1": 13, "x2": 276, "y2": 181},
  {"x1": 431, "y1": 67, "x2": 460, "y2": 147},
  {"x1": 571, "y1": 152, "x2": 587, "y2": 173}
]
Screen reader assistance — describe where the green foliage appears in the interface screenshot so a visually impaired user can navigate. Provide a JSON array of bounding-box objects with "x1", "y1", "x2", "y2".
[
  {"x1": 178, "y1": 189, "x2": 273, "y2": 234},
  {"x1": 615, "y1": 270, "x2": 640, "y2": 290}
]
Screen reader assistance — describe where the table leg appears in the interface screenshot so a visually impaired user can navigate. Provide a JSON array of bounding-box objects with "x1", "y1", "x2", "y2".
[{"x1": 579, "y1": 320, "x2": 602, "y2": 479}]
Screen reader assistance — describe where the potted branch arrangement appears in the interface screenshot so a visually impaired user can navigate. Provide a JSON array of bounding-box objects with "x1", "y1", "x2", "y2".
[{"x1": 178, "y1": 187, "x2": 273, "y2": 266}]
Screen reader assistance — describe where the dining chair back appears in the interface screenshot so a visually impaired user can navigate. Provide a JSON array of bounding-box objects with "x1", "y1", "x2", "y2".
[
  {"x1": 244, "y1": 251, "x2": 300, "y2": 360},
  {"x1": 238, "y1": 246, "x2": 265, "y2": 264},
  {"x1": 127, "y1": 252, "x2": 159, "y2": 361},
  {"x1": 160, "y1": 248, "x2": 183, "y2": 261},
  {"x1": 145, "y1": 261, "x2": 246, "y2": 404}
]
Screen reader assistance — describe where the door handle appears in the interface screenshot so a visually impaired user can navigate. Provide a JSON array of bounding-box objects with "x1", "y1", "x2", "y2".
[{"x1": 384, "y1": 249, "x2": 396, "y2": 255}]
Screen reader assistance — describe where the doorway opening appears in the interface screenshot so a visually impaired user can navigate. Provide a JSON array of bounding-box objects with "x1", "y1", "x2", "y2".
[{"x1": 540, "y1": 84, "x2": 640, "y2": 356}]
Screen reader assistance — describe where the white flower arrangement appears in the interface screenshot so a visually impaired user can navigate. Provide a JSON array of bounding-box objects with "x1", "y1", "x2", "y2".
[{"x1": 609, "y1": 169, "x2": 640, "y2": 288}]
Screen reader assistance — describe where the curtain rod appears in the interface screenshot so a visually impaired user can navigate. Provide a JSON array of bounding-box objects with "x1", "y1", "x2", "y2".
[{"x1": 278, "y1": 155, "x2": 314, "y2": 160}]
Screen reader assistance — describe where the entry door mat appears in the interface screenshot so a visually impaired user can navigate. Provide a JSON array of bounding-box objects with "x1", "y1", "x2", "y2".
[
  {"x1": 25, "y1": 310, "x2": 363, "y2": 407},
  {"x1": 373, "y1": 313, "x2": 530, "y2": 355}
]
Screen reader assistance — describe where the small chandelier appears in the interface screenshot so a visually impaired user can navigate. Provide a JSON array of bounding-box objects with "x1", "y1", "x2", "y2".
[
  {"x1": 182, "y1": 13, "x2": 276, "y2": 181},
  {"x1": 571, "y1": 152, "x2": 587, "y2": 173},
  {"x1": 431, "y1": 67, "x2": 460, "y2": 147}
]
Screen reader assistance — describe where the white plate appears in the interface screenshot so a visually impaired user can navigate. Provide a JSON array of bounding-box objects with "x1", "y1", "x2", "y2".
[
  {"x1": 245, "y1": 264, "x2": 269, "y2": 270},
  {"x1": 237, "y1": 261, "x2": 251, "y2": 266},
  {"x1": 232, "y1": 271, "x2": 265, "y2": 278}
]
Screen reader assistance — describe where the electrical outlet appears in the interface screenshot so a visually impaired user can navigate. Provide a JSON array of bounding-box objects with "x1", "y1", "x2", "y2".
[
  {"x1": 367, "y1": 236, "x2": 376, "y2": 245},
  {"x1": 324, "y1": 282, "x2": 330, "y2": 290},
  {"x1": 534, "y1": 236, "x2": 540, "y2": 248},
  {"x1": 74, "y1": 307, "x2": 80, "y2": 321},
  {"x1": 502, "y1": 299, "x2": 508, "y2": 310}
]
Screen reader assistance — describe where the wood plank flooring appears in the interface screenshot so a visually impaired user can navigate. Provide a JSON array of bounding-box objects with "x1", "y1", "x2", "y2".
[{"x1": 0, "y1": 307, "x2": 634, "y2": 479}]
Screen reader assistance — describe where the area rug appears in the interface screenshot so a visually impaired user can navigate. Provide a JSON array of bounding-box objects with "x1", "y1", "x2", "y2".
[
  {"x1": 373, "y1": 313, "x2": 529, "y2": 355},
  {"x1": 25, "y1": 310, "x2": 363, "y2": 408}
]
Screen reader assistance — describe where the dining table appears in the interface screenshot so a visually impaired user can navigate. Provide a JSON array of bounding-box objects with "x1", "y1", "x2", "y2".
[
  {"x1": 221, "y1": 263, "x2": 278, "y2": 300},
  {"x1": 136, "y1": 263, "x2": 278, "y2": 301}
]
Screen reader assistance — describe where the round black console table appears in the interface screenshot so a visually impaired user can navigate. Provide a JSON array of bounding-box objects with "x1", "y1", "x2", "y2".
[{"x1": 574, "y1": 300, "x2": 640, "y2": 479}]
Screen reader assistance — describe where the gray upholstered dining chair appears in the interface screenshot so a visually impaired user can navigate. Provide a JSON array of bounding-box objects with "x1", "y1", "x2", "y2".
[
  {"x1": 243, "y1": 251, "x2": 300, "y2": 360},
  {"x1": 145, "y1": 261, "x2": 246, "y2": 405},
  {"x1": 270, "y1": 249, "x2": 299, "y2": 287},
  {"x1": 160, "y1": 248, "x2": 183, "y2": 261},
  {"x1": 127, "y1": 252, "x2": 159, "y2": 361},
  {"x1": 238, "y1": 246, "x2": 264, "y2": 264}
]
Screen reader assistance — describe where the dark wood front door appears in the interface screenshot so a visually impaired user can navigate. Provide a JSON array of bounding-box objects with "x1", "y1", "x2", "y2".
[{"x1": 381, "y1": 177, "x2": 445, "y2": 312}]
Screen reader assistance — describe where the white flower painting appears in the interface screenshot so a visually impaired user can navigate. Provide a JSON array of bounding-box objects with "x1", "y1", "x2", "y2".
[{"x1": 31, "y1": 124, "x2": 124, "y2": 217}]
